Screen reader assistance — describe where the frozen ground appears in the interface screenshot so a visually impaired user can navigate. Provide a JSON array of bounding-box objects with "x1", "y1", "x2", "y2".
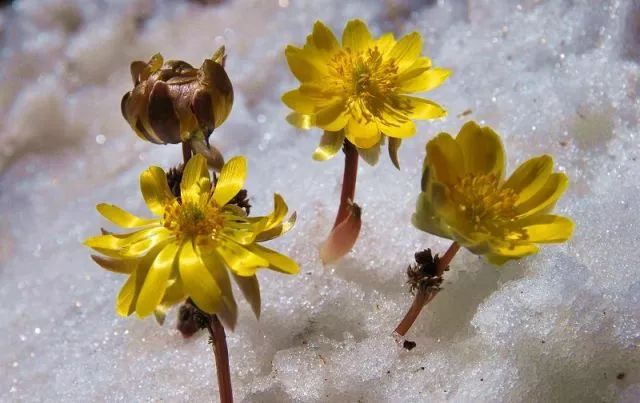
[{"x1": 1, "y1": 0, "x2": 639, "y2": 401}]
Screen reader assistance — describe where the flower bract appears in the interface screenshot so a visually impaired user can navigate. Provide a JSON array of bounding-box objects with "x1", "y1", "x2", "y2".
[
  {"x1": 413, "y1": 121, "x2": 574, "y2": 265},
  {"x1": 282, "y1": 19, "x2": 450, "y2": 166},
  {"x1": 84, "y1": 154, "x2": 299, "y2": 328}
]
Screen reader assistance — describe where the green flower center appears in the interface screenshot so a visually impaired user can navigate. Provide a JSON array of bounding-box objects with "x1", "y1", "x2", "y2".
[
  {"x1": 450, "y1": 173, "x2": 519, "y2": 234},
  {"x1": 162, "y1": 199, "x2": 223, "y2": 241}
]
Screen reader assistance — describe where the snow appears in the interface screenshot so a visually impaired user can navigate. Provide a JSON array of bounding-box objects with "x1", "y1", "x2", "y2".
[{"x1": 1, "y1": 0, "x2": 639, "y2": 401}]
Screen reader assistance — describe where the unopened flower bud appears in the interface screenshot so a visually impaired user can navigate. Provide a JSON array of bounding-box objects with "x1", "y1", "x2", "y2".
[{"x1": 121, "y1": 47, "x2": 233, "y2": 145}]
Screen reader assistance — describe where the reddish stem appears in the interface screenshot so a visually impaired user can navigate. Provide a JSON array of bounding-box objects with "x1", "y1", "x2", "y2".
[
  {"x1": 208, "y1": 315, "x2": 233, "y2": 403},
  {"x1": 182, "y1": 141, "x2": 192, "y2": 165},
  {"x1": 438, "y1": 242, "x2": 461, "y2": 276},
  {"x1": 394, "y1": 289, "x2": 434, "y2": 337},
  {"x1": 393, "y1": 242, "x2": 461, "y2": 337},
  {"x1": 333, "y1": 141, "x2": 359, "y2": 228}
]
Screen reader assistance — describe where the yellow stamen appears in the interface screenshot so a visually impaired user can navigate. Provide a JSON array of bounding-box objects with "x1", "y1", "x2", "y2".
[
  {"x1": 450, "y1": 173, "x2": 520, "y2": 235},
  {"x1": 162, "y1": 199, "x2": 223, "y2": 241},
  {"x1": 328, "y1": 48, "x2": 406, "y2": 123}
]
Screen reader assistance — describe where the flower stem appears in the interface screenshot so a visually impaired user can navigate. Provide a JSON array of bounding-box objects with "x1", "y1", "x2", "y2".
[
  {"x1": 438, "y1": 242, "x2": 461, "y2": 276},
  {"x1": 394, "y1": 242, "x2": 461, "y2": 337},
  {"x1": 182, "y1": 141, "x2": 192, "y2": 165},
  {"x1": 207, "y1": 315, "x2": 233, "y2": 403},
  {"x1": 333, "y1": 140, "x2": 359, "y2": 228}
]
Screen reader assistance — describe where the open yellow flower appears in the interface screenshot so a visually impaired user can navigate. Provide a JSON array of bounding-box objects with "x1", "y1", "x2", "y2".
[
  {"x1": 84, "y1": 154, "x2": 299, "y2": 328},
  {"x1": 283, "y1": 19, "x2": 450, "y2": 166},
  {"x1": 413, "y1": 121, "x2": 574, "y2": 265}
]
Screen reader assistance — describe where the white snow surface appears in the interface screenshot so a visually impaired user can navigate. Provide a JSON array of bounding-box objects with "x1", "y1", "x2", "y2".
[{"x1": 1, "y1": 0, "x2": 639, "y2": 401}]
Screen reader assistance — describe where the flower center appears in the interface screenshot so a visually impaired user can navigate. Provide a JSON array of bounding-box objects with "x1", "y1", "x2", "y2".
[
  {"x1": 329, "y1": 47, "x2": 402, "y2": 122},
  {"x1": 450, "y1": 173, "x2": 519, "y2": 234},
  {"x1": 162, "y1": 199, "x2": 223, "y2": 241}
]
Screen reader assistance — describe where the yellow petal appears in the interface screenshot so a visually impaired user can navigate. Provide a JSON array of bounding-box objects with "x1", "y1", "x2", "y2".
[
  {"x1": 425, "y1": 133, "x2": 464, "y2": 186},
  {"x1": 312, "y1": 21, "x2": 339, "y2": 51},
  {"x1": 403, "y1": 56, "x2": 432, "y2": 71},
  {"x1": 376, "y1": 32, "x2": 396, "y2": 54},
  {"x1": 122, "y1": 231, "x2": 171, "y2": 259},
  {"x1": 342, "y1": 19, "x2": 372, "y2": 51},
  {"x1": 213, "y1": 156, "x2": 247, "y2": 206},
  {"x1": 155, "y1": 277, "x2": 187, "y2": 321},
  {"x1": 286, "y1": 112, "x2": 315, "y2": 130},
  {"x1": 136, "y1": 243, "x2": 179, "y2": 317},
  {"x1": 250, "y1": 194, "x2": 289, "y2": 235},
  {"x1": 428, "y1": 181, "x2": 460, "y2": 226},
  {"x1": 284, "y1": 45, "x2": 326, "y2": 82},
  {"x1": 450, "y1": 228, "x2": 492, "y2": 255},
  {"x1": 179, "y1": 241, "x2": 223, "y2": 314},
  {"x1": 485, "y1": 254, "x2": 510, "y2": 265},
  {"x1": 200, "y1": 251, "x2": 233, "y2": 300},
  {"x1": 399, "y1": 67, "x2": 450, "y2": 93},
  {"x1": 513, "y1": 214, "x2": 574, "y2": 243},
  {"x1": 456, "y1": 121, "x2": 506, "y2": 179},
  {"x1": 140, "y1": 166, "x2": 174, "y2": 216},
  {"x1": 222, "y1": 224, "x2": 257, "y2": 245},
  {"x1": 282, "y1": 90, "x2": 316, "y2": 114},
  {"x1": 96, "y1": 203, "x2": 157, "y2": 228},
  {"x1": 503, "y1": 155, "x2": 553, "y2": 203},
  {"x1": 379, "y1": 119, "x2": 416, "y2": 139},
  {"x1": 402, "y1": 96, "x2": 447, "y2": 120},
  {"x1": 388, "y1": 32, "x2": 423, "y2": 71},
  {"x1": 316, "y1": 101, "x2": 349, "y2": 131},
  {"x1": 246, "y1": 244, "x2": 300, "y2": 274},
  {"x1": 412, "y1": 192, "x2": 452, "y2": 239},
  {"x1": 116, "y1": 271, "x2": 138, "y2": 317},
  {"x1": 115, "y1": 245, "x2": 159, "y2": 316},
  {"x1": 154, "y1": 276, "x2": 187, "y2": 324},
  {"x1": 200, "y1": 250, "x2": 237, "y2": 330},
  {"x1": 251, "y1": 193, "x2": 297, "y2": 242},
  {"x1": 181, "y1": 154, "x2": 211, "y2": 203},
  {"x1": 298, "y1": 82, "x2": 332, "y2": 99},
  {"x1": 313, "y1": 130, "x2": 345, "y2": 161},
  {"x1": 255, "y1": 210, "x2": 296, "y2": 242},
  {"x1": 515, "y1": 173, "x2": 569, "y2": 217},
  {"x1": 231, "y1": 273, "x2": 261, "y2": 319},
  {"x1": 486, "y1": 243, "x2": 540, "y2": 265},
  {"x1": 91, "y1": 255, "x2": 137, "y2": 274},
  {"x1": 216, "y1": 238, "x2": 269, "y2": 276},
  {"x1": 345, "y1": 118, "x2": 381, "y2": 149},
  {"x1": 84, "y1": 227, "x2": 168, "y2": 258}
]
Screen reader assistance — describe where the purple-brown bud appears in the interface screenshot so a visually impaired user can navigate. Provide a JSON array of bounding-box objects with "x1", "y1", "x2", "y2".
[{"x1": 121, "y1": 47, "x2": 233, "y2": 145}]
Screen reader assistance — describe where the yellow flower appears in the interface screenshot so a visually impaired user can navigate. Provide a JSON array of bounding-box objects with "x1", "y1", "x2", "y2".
[
  {"x1": 121, "y1": 47, "x2": 233, "y2": 145},
  {"x1": 413, "y1": 121, "x2": 574, "y2": 265},
  {"x1": 282, "y1": 19, "x2": 450, "y2": 166},
  {"x1": 84, "y1": 154, "x2": 299, "y2": 328}
]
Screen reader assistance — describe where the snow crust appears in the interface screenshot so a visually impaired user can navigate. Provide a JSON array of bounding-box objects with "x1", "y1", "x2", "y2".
[{"x1": 1, "y1": 0, "x2": 639, "y2": 401}]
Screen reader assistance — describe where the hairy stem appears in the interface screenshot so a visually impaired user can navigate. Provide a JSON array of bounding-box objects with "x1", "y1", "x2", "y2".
[
  {"x1": 208, "y1": 315, "x2": 233, "y2": 403},
  {"x1": 394, "y1": 242, "x2": 461, "y2": 337},
  {"x1": 333, "y1": 141, "x2": 359, "y2": 228}
]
